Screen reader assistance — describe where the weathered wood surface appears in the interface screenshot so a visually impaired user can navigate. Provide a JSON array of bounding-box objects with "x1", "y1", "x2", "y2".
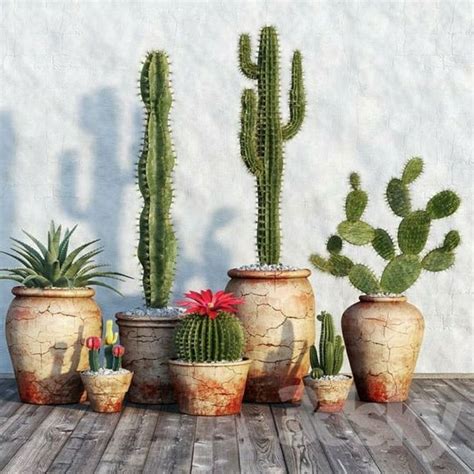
[{"x1": 0, "y1": 378, "x2": 472, "y2": 473}]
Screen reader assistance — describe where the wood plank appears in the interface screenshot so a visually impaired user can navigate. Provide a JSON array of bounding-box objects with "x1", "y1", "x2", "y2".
[
  {"x1": 443, "y1": 378, "x2": 474, "y2": 401},
  {"x1": 47, "y1": 409, "x2": 121, "y2": 473},
  {"x1": 2, "y1": 404, "x2": 85, "y2": 473},
  {"x1": 301, "y1": 389, "x2": 380, "y2": 473},
  {"x1": 191, "y1": 416, "x2": 240, "y2": 474},
  {"x1": 143, "y1": 405, "x2": 196, "y2": 474},
  {"x1": 0, "y1": 378, "x2": 22, "y2": 422},
  {"x1": 236, "y1": 404, "x2": 286, "y2": 473},
  {"x1": 94, "y1": 404, "x2": 158, "y2": 473},
  {"x1": 271, "y1": 402, "x2": 332, "y2": 473},
  {"x1": 408, "y1": 380, "x2": 474, "y2": 470}
]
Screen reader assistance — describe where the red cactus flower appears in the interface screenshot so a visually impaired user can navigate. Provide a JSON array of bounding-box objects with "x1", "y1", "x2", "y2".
[
  {"x1": 112, "y1": 344, "x2": 125, "y2": 357},
  {"x1": 85, "y1": 336, "x2": 101, "y2": 350},
  {"x1": 178, "y1": 289, "x2": 243, "y2": 319}
]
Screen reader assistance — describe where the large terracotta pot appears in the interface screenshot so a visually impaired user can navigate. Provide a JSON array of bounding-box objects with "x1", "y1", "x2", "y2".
[
  {"x1": 169, "y1": 359, "x2": 251, "y2": 416},
  {"x1": 304, "y1": 375, "x2": 353, "y2": 413},
  {"x1": 81, "y1": 370, "x2": 133, "y2": 413},
  {"x1": 5, "y1": 287, "x2": 102, "y2": 404},
  {"x1": 225, "y1": 269, "x2": 315, "y2": 403},
  {"x1": 342, "y1": 295, "x2": 424, "y2": 402},
  {"x1": 115, "y1": 312, "x2": 179, "y2": 403}
]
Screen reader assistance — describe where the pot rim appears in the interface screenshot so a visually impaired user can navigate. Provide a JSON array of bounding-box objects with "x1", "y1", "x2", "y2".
[
  {"x1": 227, "y1": 268, "x2": 311, "y2": 279},
  {"x1": 359, "y1": 294, "x2": 407, "y2": 303},
  {"x1": 168, "y1": 358, "x2": 252, "y2": 368},
  {"x1": 80, "y1": 369, "x2": 133, "y2": 379},
  {"x1": 115, "y1": 311, "x2": 181, "y2": 326},
  {"x1": 12, "y1": 286, "x2": 95, "y2": 298}
]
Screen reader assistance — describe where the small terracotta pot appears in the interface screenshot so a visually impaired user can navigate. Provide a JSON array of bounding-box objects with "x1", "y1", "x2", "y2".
[
  {"x1": 80, "y1": 371, "x2": 133, "y2": 413},
  {"x1": 5, "y1": 287, "x2": 102, "y2": 404},
  {"x1": 169, "y1": 359, "x2": 251, "y2": 416},
  {"x1": 225, "y1": 269, "x2": 315, "y2": 403},
  {"x1": 342, "y1": 295, "x2": 424, "y2": 403},
  {"x1": 304, "y1": 375, "x2": 353, "y2": 413},
  {"x1": 116, "y1": 312, "x2": 179, "y2": 404}
]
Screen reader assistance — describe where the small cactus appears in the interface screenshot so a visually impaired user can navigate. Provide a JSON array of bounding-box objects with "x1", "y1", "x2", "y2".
[
  {"x1": 310, "y1": 311, "x2": 344, "y2": 378},
  {"x1": 85, "y1": 336, "x2": 101, "y2": 372},
  {"x1": 309, "y1": 157, "x2": 461, "y2": 294},
  {"x1": 84, "y1": 331, "x2": 125, "y2": 372},
  {"x1": 104, "y1": 320, "x2": 119, "y2": 369},
  {"x1": 112, "y1": 345, "x2": 125, "y2": 371}
]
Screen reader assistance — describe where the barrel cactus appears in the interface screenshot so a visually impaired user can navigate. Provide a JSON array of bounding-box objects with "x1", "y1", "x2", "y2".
[
  {"x1": 310, "y1": 157, "x2": 461, "y2": 294},
  {"x1": 310, "y1": 311, "x2": 344, "y2": 378},
  {"x1": 137, "y1": 51, "x2": 177, "y2": 308},
  {"x1": 239, "y1": 26, "x2": 306, "y2": 264},
  {"x1": 176, "y1": 289, "x2": 245, "y2": 362}
]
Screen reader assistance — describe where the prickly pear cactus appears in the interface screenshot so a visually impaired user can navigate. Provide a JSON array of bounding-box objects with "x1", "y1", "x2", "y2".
[
  {"x1": 310, "y1": 157, "x2": 461, "y2": 294},
  {"x1": 239, "y1": 26, "x2": 306, "y2": 264},
  {"x1": 137, "y1": 51, "x2": 178, "y2": 308}
]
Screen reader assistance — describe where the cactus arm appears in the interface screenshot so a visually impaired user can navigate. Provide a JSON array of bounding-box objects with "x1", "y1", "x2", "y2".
[
  {"x1": 324, "y1": 341, "x2": 335, "y2": 375},
  {"x1": 426, "y1": 190, "x2": 461, "y2": 219},
  {"x1": 240, "y1": 89, "x2": 262, "y2": 176},
  {"x1": 333, "y1": 336, "x2": 344, "y2": 375},
  {"x1": 239, "y1": 34, "x2": 259, "y2": 79},
  {"x1": 380, "y1": 255, "x2": 422, "y2": 294},
  {"x1": 397, "y1": 210, "x2": 431, "y2": 255},
  {"x1": 104, "y1": 345, "x2": 113, "y2": 370},
  {"x1": 348, "y1": 264, "x2": 381, "y2": 294},
  {"x1": 318, "y1": 313, "x2": 327, "y2": 371},
  {"x1": 309, "y1": 345, "x2": 320, "y2": 369},
  {"x1": 112, "y1": 355, "x2": 122, "y2": 371},
  {"x1": 402, "y1": 157, "x2": 423, "y2": 184},
  {"x1": 372, "y1": 228, "x2": 395, "y2": 260},
  {"x1": 282, "y1": 51, "x2": 305, "y2": 140}
]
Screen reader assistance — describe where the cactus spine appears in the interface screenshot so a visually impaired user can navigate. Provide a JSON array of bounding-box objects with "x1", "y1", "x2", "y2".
[
  {"x1": 138, "y1": 51, "x2": 177, "y2": 308},
  {"x1": 175, "y1": 313, "x2": 245, "y2": 362},
  {"x1": 310, "y1": 311, "x2": 344, "y2": 378},
  {"x1": 239, "y1": 26, "x2": 306, "y2": 264},
  {"x1": 310, "y1": 157, "x2": 461, "y2": 294}
]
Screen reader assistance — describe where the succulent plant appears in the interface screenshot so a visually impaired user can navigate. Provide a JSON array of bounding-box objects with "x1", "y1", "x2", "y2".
[
  {"x1": 310, "y1": 311, "x2": 344, "y2": 378},
  {"x1": 239, "y1": 26, "x2": 306, "y2": 264},
  {"x1": 309, "y1": 158, "x2": 461, "y2": 294},
  {"x1": 175, "y1": 289, "x2": 245, "y2": 362},
  {"x1": 0, "y1": 221, "x2": 129, "y2": 293},
  {"x1": 137, "y1": 51, "x2": 178, "y2": 308},
  {"x1": 85, "y1": 335, "x2": 124, "y2": 372}
]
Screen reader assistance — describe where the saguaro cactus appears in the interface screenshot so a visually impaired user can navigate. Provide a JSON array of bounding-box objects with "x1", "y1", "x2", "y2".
[
  {"x1": 239, "y1": 26, "x2": 306, "y2": 264},
  {"x1": 138, "y1": 51, "x2": 177, "y2": 308}
]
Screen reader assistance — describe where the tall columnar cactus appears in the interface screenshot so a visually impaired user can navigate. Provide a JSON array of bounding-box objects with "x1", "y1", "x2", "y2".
[
  {"x1": 310, "y1": 312, "x2": 344, "y2": 378},
  {"x1": 310, "y1": 158, "x2": 461, "y2": 294},
  {"x1": 239, "y1": 26, "x2": 306, "y2": 264},
  {"x1": 137, "y1": 51, "x2": 177, "y2": 308}
]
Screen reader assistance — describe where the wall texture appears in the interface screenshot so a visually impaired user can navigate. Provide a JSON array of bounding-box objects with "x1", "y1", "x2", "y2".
[{"x1": 0, "y1": 0, "x2": 472, "y2": 374}]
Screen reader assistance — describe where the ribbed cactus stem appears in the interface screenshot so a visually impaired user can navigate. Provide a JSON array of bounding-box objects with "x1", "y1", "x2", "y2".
[
  {"x1": 137, "y1": 51, "x2": 177, "y2": 308},
  {"x1": 88, "y1": 350, "x2": 100, "y2": 372},
  {"x1": 112, "y1": 355, "x2": 122, "y2": 371},
  {"x1": 239, "y1": 26, "x2": 306, "y2": 264}
]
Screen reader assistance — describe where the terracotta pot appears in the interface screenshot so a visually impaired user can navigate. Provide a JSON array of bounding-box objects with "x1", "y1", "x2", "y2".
[
  {"x1": 5, "y1": 287, "x2": 102, "y2": 404},
  {"x1": 81, "y1": 370, "x2": 133, "y2": 413},
  {"x1": 169, "y1": 359, "x2": 251, "y2": 416},
  {"x1": 304, "y1": 375, "x2": 353, "y2": 412},
  {"x1": 225, "y1": 268, "x2": 315, "y2": 403},
  {"x1": 115, "y1": 312, "x2": 179, "y2": 403},
  {"x1": 342, "y1": 295, "x2": 424, "y2": 403}
]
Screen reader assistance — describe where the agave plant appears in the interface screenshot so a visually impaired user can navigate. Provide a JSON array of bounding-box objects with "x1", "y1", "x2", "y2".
[{"x1": 0, "y1": 221, "x2": 129, "y2": 293}]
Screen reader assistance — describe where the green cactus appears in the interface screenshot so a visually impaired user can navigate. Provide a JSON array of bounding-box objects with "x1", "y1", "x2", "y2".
[
  {"x1": 310, "y1": 311, "x2": 345, "y2": 378},
  {"x1": 174, "y1": 313, "x2": 245, "y2": 362},
  {"x1": 310, "y1": 157, "x2": 461, "y2": 294},
  {"x1": 88, "y1": 348, "x2": 100, "y2": 372},
  {"x1": 137, "y1": 51, "x2": 178, "y2": 308},
  {"x1": 239, "y1": 26, "x2": 306, "y2": 264}
]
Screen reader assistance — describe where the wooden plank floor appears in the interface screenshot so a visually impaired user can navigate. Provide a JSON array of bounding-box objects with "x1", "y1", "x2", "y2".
[{"x1": 0, "y1": 378, "x2": 472, "y2": 473}]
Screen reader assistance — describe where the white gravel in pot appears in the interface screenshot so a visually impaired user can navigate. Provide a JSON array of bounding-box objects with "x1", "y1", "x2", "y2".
[
  {"x1": 313, "y1": 374, "x2": 352, "y2": 382},
  {"x1": 237, "y1": 263, "x2": 300, "y2": 271},
  {"x1": 124, "y1": 306, "x2": 184, "y2": 317},
  {"x1": 82, "y1": 368, "x2": 130, "y2": 376}
]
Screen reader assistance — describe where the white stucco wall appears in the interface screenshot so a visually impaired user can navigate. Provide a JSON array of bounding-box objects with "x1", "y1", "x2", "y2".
[{"x1": 0, "y1": 0, "x2": 472, "y2": 374}]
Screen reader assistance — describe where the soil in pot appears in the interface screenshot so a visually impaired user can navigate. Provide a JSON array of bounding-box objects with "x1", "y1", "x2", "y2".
[
  {"x1": 169, "y1": 359, "x2": 251, "y2": 416},
  {"x1": 342, "y1": 295, "x2": 424, "y2": 403},
  {"x1": 225, "y1": 267, "x2": 315, "y2": 403},
  {"x1": 304, "y1": 375, "x2": 353, "y2": 413},
  {"x1": 5, "y1": 287, "x2": 102, "y2": 404}
]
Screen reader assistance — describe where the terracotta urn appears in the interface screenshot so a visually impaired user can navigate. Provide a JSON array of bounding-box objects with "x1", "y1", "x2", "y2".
[
  {"x1": 304, "y1": 375, "x2": 353, "y2": 413},
  {"x1": 115, "y1": 312, "x2": 179, "y2": 403},
  {"x1": 5, "y1": 287, "x2": 102, "y2": 405},
  {"x1": 169, "y1": 359, "x2": 251, "y2": 416},
  {"x1": 81, "y1": 370, "x2": 133, "y2": 413},
  {"x1": 225, "y1": 269, "x2": 315, "y2": 403},
  {"x1": 342, "y1": 295, "x2": 424, "y2": 402}
]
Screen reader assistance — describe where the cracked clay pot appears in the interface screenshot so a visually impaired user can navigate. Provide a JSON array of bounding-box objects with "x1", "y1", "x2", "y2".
[
  {"x1": 169, "y1": 359, "x2": 251, "y2": 416},
  {"x1": 116, "y1": 313, "x2": 179, "y2": 403},
  {"x1": 225, "y1": 269, "x2": 315, "y2": 403},
  {"x1": 342, "y1": 295, "x2": 424, "y2": 403},
  {"x1": 5, "y1": 287, "x2": 102, "y2": 404},
  {"x1": 304, "y1": 375, "x2": 353, "y2": 412}
]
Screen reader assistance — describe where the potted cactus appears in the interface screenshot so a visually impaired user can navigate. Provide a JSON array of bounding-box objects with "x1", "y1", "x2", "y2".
[
  {"x1": 310, "y1": 157, "x2": 461, "y2": 402},
  {"x1": 0, "y1": 221, "x2": 128, "y2": 404},
  {"x1": 304, "y1": 312, "x2": 352, "y2": 413},
  {"x1": 225, "y1": 26, "x2": 315, "y2": 404},
  {"x1": 115, "y1": 50, "x2": 182, "y2": 404},
  {"x1": 80, "y1": 329, "x2": 133, "y2": 413},
  {"x1": 169, "y1": 290, "x2": 251, "y2": 416}
]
